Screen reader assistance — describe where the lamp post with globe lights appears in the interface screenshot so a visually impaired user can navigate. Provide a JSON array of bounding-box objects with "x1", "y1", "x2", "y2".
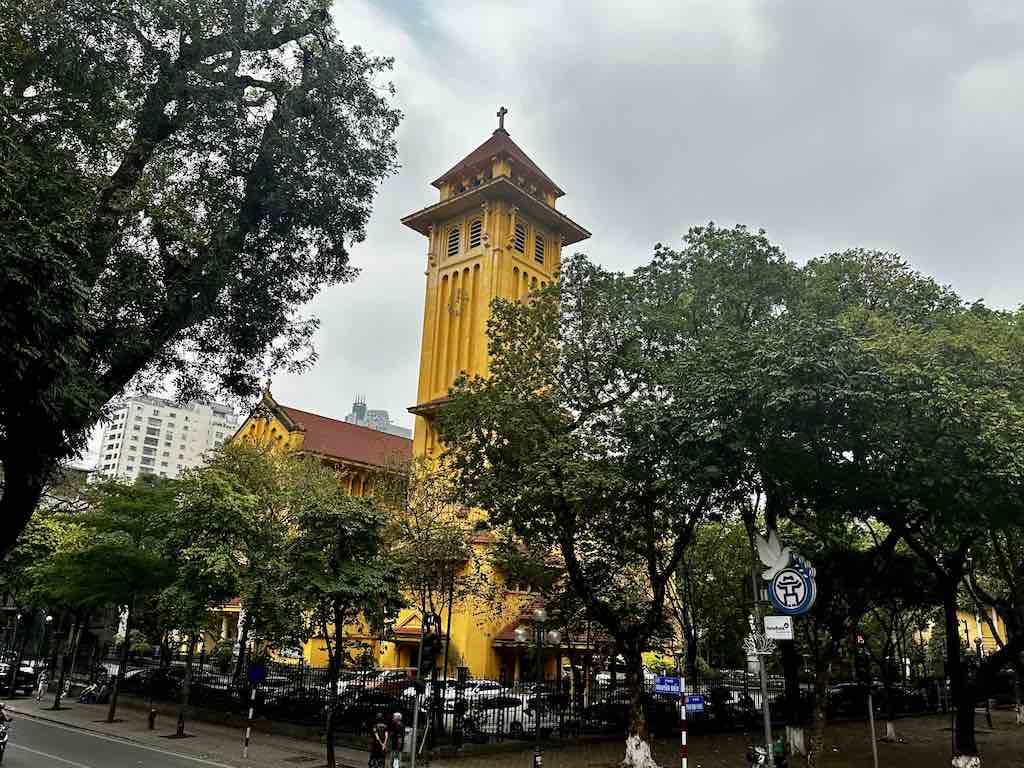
[{"x1": 515, "y1": 608, "x2": 560, "y2": 768}]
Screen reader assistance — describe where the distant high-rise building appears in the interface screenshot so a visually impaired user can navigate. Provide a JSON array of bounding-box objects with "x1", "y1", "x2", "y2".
[
  {"x1": 344, "y1": 397, "x2": 412, "y2": 439},
  {"x1": 96, "y1": 395, "x2": 239, "y2": 481}
]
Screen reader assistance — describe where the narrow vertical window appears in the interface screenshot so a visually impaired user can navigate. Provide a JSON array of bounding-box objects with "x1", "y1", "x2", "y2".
[
  {"x1": 469, "y1": 218, "x2": 483, "y2": 249},
  {"x1": 534, "y1": 233, "x2": 545, "y2": 264},
  {"x1": 514, "y1": 221, "x2": 526, "y2": 253},
  {"x1": 447, "y1": 227, "x2": 460, "y2": 258}
]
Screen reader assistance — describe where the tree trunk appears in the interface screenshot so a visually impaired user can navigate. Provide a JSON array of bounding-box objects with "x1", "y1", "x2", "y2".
[
  {"x1": 1014, "y1": 665, "x2": 1023, "y2": 726},
  {"x1": 107, "y1": 596, "x2": 135, "y2": 723},
  {"x1": 325, "y1": 602, "x2": 346, "y2": 768},
  {"x1": 621, "y1": 646, "x2": 657, "y2": 768},
  {"x1": 176, "y1": 632, "x2": 197, "y2": 737},
  {"x1": 7, "y1": 614, "x2": 29, "y2": 698},
  {"x1": 880, "y1": 650, "x2": 898, "y2": 742},
  {"x1": 781, "y1": 639, "x2": 806, "y2": 755},
  {"x1": 944, "y1": 589, "x2": 979, "y2": 765},
  {"x1": 442, "y1": 571, "x2": 455, "y2": 680},
  {"x1": 52, "y1": 614, "x2": 79, "y2": 710},
  {"x1": 807, "y1": 659, "x2": 832, "y2": 768},
  {"x1": 0, "y1": 454, "x2": 48, "y2": 558},
  {"x1": 233, "y1": 584, "x2": 261, "y2": 682}
]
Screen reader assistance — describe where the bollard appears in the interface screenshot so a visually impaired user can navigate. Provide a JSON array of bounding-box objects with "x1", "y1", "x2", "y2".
[{"x1": 148, "y1": 707, "x2": 157, "y2": 730}]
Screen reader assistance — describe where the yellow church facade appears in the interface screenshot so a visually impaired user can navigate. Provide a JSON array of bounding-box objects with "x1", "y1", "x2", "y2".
[{"x1": 230, "y1": 112, "x2": 593, "y2": 681}]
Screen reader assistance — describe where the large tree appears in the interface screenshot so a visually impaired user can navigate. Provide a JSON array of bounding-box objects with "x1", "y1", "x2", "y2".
[
  {"x1": 774, "y1": 252, "x2": 1024, "y2": 766},
  {"x1": 161, "y1": 463, "x2": 259, "y2": 736},
  {"x1": 439, "y1": 243, "x2": 752, "y2": 768},
  {"x1": 0, "y1": 0, "x2": 400, "y2": 555},
  {"x1": 286, "y1": 455, "x2": 403, "y2": 768},
  {"x1": 30, "y1": 475, "x2": 179, "y2": 720}
]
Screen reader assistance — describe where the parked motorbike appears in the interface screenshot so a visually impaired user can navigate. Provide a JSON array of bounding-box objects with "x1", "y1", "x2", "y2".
[
  {"x1": 746, "y1": 743, "x2": 788, "y2": 767},
  {"x1": 79, "y1": 681, "x2": 100, "y2": 703},
  {"x1": 0, "y1": 720, "x2": 11, "y2": 764}
]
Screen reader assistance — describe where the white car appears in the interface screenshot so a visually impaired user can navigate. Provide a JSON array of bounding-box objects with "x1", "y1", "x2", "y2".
[
  {"x1": 464, "y1": 679, "x2": 511, "y2": 700},
  {"x1": 595, "y1": 665, "x2": 655, "y2": 686},
  {"x1": 462, "y1": 694, "x2": 567, "y2": 741}
]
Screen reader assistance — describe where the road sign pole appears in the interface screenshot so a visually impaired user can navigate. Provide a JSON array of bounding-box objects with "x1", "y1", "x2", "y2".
[
  {"x1": 410, "y1": 609, "x2": 428, "y2": 768},
  {"x1": 748, "y1": 533, "x2": 775, "y2": 768},
  {"x1": 867, "y1": 689, "x2": 879, "y2": 768}
]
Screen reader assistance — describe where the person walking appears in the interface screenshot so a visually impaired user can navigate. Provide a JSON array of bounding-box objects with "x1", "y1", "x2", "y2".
[
  {"x1": 34, "y1": 668, "x2": 49, "y2": 703},
  {"x1": 388, "y1": 712, "x2": 405, "y2": 768},
  {"x1": 369, "y1": 712, "x2": 389, "y2": 768}
]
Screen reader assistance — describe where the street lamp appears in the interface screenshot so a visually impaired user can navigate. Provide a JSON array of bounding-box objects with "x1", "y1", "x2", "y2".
[
  {"x1": 44, "y1": 614, "x2": 56, "y2": 673},
  {"x1": 516, "y1": 608, "x2": 561, "y2": 768}
]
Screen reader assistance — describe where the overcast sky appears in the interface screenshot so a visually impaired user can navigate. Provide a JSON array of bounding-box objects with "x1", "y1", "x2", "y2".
[{"x1": 96, "y1": 1, "x2": 1024, "y2": 459}]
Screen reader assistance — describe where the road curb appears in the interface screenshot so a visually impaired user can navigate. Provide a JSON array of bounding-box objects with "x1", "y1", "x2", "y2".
[
  {"x1": 4, "y1": 702, "x2": 371, "y2": 768},
  {"x1": 5, "y1": 703, "x2": 178, "y2": 748}
]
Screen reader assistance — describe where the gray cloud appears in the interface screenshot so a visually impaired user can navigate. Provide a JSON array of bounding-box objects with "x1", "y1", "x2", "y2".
[{"x1": 266, "y1": 0, "x2": 1024, "y2": 430}]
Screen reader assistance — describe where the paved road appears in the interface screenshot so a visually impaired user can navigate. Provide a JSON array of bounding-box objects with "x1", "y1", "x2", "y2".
[{"x1": 3, "y1": 716, "x2": 237, "y2": 767}]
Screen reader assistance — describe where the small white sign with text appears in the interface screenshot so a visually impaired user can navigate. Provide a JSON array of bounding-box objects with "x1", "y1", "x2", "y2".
[{"x1": 764, "y1": 615, "x2": 794, "y2": 641}]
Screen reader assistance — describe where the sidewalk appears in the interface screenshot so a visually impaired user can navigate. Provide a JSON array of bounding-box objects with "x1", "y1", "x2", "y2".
[{"x1": 3, "y1": 694, "x2": 368, "y2": 768}]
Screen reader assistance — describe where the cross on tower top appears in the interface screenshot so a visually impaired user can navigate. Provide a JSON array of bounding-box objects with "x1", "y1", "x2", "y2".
[{"x1": 496, "y1": 106, "x2": 508, "y2": 132}]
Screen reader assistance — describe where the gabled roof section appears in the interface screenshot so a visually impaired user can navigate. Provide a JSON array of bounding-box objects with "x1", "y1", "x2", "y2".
[
  {"x1": 278, "y1": 405, "x2": 412, "y2": 468},
  {"x1": 432, "y1": 128, "x2": 565, "y2": 198}
]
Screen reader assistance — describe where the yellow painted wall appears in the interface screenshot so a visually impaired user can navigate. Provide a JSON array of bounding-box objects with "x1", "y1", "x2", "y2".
[
  {"x1": 403, "y1": 146, "x2": 581, "y2": 678},
  {"x1": 413, "y1": 196, "x2": 562, "y2": 458},
  {"x1": 957, "y1": 608, "x2": 1008, "y2": 654}
]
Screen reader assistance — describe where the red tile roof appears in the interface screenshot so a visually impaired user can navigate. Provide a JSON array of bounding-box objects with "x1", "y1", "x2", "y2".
[
  {"x1": 432, "y1": 129, "x2": 564, "y2": 197},
  {"x1": 279, "y1": 405, "x2": 412, "y2": 468}
]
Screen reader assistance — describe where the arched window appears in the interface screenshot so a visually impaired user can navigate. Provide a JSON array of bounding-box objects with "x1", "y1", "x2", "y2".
[
  {"x1": 513, "y1": 221, "x2": 526, "y2": 253},
  {"x1": 469, "y1": 218, "x2": 483, "y2": 249},
  {"x1": 534, "y1": 233, "x2": 545, "y2": 265},
  {"x1": 447, "y1": 227, "x2": 460, "y2": 258}
]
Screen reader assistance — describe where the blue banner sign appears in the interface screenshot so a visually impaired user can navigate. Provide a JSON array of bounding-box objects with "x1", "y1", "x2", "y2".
[{"x1": 654, "y1": 675, "x2": 682, "y2": 695}]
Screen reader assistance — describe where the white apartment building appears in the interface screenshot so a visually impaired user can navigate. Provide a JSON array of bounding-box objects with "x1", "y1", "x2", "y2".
[{"x1": 96, "y1": 395, "x2": 238, "y2": 481}]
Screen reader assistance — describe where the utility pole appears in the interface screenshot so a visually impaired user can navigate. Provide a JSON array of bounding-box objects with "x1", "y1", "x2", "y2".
[
  {"x1": 747, "y1": 531, "x2": 774, "y2": 768},
  {"x1": 410, "y1": 601, "x2": 432, "y2": 768}
]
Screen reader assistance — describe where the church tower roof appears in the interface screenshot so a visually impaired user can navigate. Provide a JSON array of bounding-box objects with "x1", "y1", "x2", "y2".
[
  {"x1": 431, "y1": 126, "x2": 565, "y2": 198},
  {"x1": 402, "y1": 107, "x2": 590, "y2": 246}
]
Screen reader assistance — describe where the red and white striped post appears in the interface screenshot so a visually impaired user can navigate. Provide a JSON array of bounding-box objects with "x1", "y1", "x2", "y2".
[
  {"x1": 242, "y1": 685, "x2": 257, "y2": 759},
  {"x1": 679, "y1": 692, "x2": 688, "y2": 768},
  {"x1": 676, "y1": 657, "x2": 687, "y2": 768}
]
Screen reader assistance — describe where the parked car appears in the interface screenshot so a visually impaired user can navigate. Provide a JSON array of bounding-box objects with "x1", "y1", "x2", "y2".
[
  {"x1": 583, "y1": 689, "x2": 676, "y2": 734},
  {"x1": 462, "y1": 695, "x2": 569, "y2": 741},
  {"x1": 335, "y1": 690, "x2": 425, "y2": 732},
  {"x1": 826, "y1": 682, "x2": 878, "y2": 719},
  {"x1": 120, "y1": 666, "x2": 185, "y2": 699},
  {"x1": 464, "y1": 679, "x2": 512, "y2": 700},
  {"x1": 594, "y1": 664, "x2": 655, "y2": 686},
  {"x1": 0, "y1": 661, "x2": 40, "y2": 695},
  {"x1": 403, "y1": 678, "x2": 464, "y2": 706},
  {"x1": 336, "y1": 669, "x2": 381, "y2": 696}
]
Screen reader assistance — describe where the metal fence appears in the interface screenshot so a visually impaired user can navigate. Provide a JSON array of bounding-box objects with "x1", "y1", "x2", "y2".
[{"x1": 70, "y1": 652, "x2": 948, "y2": 745}]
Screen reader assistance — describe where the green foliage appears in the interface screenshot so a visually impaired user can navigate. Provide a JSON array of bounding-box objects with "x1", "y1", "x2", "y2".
[
  {"x1": 0, "y1": 0, "x2": 401, "y2": 554},
  {"x1": 31, "y1": 476, "x2": 179, "y2": 611},
  {"x1": 378, "y1": 457, "x2": 497, "y2": 618},
  {"x1": 439, "y1": 229, "x2": 770, "y2": 666},
  {"x1": 200, "y1": 441, "x2": 306, "y2": 650},
  {"x1": 671, "y1": 518, "x2": 751, "y2": 671},
  {"x1": 0, "y1": 510, "x2": 65, "y2": 610},
  {"x1": 285, "y1": 454, "x2": 404, "y2": 671},
  {"x1": 160, "y1": 466, "x2": 259, "y2": 632}
]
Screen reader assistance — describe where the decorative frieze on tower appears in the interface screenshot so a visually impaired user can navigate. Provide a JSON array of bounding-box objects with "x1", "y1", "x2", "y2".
[{"x1": 403, "y1": 108, "x2": 591, "y2": 456}]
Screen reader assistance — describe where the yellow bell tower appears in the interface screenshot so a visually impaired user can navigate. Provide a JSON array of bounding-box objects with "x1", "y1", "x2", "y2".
[{"x1": 403, "y1": 109, "x2": 590, "y2": 456}]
